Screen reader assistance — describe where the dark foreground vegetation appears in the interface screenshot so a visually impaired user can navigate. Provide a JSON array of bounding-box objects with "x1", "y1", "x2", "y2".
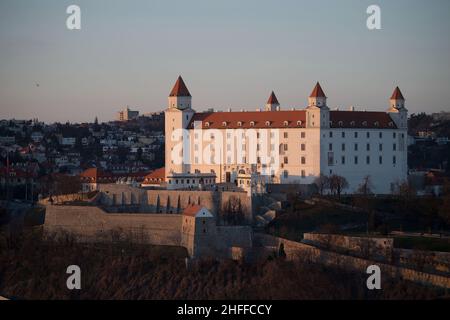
[{"x1": 0, "y1": 229, "x2": 445, "y2": 300}]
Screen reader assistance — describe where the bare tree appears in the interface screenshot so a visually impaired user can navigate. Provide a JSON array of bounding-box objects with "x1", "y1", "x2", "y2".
[
  {"x1": 222, "y1": 196, "x2": 245, "y2": 225},
  {"x1": 313, "y1": 174, "x2": 330, "y2": 196},
  {"x1": 329, "y1": 175, "x2": 349, "y2": 200},
  {"x1": 357, "y1": 175, "x2": 373, "y2": 196}
]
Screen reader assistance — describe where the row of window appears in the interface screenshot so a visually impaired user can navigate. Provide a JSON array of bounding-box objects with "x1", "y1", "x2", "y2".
[
  {"x1": 329, "y1": 131, "x2": 404, "y2": 139},
  {"x1": 198, "y1": 131, "x2": 404, "y2": 141},
  {"x1": 168, "y1": 178, "x2": 214, "y2": 185},
  {"x1": 282, "y1": 170, "x2": 307, "y2": 179},
  {"x1": 329, "y1": 155, "x2": 398, "y2": 165},
  {"x1": 329, "y1": 143, "x2": 399, "y2": 151}
]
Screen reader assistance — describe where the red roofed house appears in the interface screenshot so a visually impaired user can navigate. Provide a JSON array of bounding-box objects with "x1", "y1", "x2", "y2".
[
  {"x1": 164, "y1": 76, "x2": 408, "y2": 194},
  {"x1": 79, "y1": 168, "x2": 149, "y2": 192},
  {"x1": 141, "y1": 167, "x2": 165, "y2": 187}
]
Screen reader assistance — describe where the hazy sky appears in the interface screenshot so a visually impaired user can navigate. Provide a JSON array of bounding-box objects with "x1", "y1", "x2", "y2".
[{"x1": 0, "y1": 0, "x2": 449, "y2": 123}]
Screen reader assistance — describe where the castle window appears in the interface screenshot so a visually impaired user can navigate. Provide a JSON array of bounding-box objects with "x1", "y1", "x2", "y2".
[
  {"x1": 338, "y1": 121, "x2": 343, "y2": 127},
  {"x1": 366, "y1": 156, "x2": 370, "y2": 164},
  {"x1": 205, "y1": 122, "x2": 210, "y2": 128},
  {"x1": 265, "y1": 121, "x2": 271, "y2": 127},
  {"x1": 329, "y1": 132, "x2": 333, "y2": 138},
  {"x1": 354, "y1": 156, "x2": 358, "y2": 164},
  {"x1": 393, "y1": 156, "x2": 397, "y2": 165},
  {"x1": 367, "y1": 132, "x2": 370, "y2": 138},
  {"x1": 301, "y1": 156, "x2": 306, "y2": 164},
  {"x1": 301, "y1": 170, "x2": 306, "y2": 178},
  {"x1": 350, "y1": 121, "x2": 355, "y2": 127},
  {"x1": 250, "y1": 121, "x2": 255, "y2": 127},
  {"x1": 297, "y1": 120, "x2": 303, "y2": 126},
  {"x1": 222, "y1": 121, "x2": 227, "y2": 127},
  {"x1": 301, "y1": 132, "x2": 306, "y2": 138},
  {"x1": 341, "y1": 156, "x2": 345, "y2": 165},
  {"x1": 237, "y1": 121, "x2": 242, "y2": 127},
  {"x1": 363, "y1": 121, "x2": 367, "y2": 127},
  {"x1": 301, "y1": 143, "x2": 306, "y2": 151},
  {"x1": 389, "y1": 122, "x2": 394, "y2": 127},
  {"x1": 374, "y1": 121, "x2": 379, "y2": 127},
  {"x1": 342, "y1": 132, "x2": 345, "y2": 138},
  {"x1": 379, "y1": 156, "x2": 383, "y2": 164},
  {"x1": 379, "y1": 132, "x2": 383, "y2": 138}
]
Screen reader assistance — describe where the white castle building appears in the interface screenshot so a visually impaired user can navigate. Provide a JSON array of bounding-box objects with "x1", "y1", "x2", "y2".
[{"x1": 165, "y1": 76, "x2": 408, "y2": 194}]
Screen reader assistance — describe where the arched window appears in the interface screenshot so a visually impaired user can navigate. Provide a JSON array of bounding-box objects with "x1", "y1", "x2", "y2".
[
  {"x1": 265, "y1": 121, "x2": 271, "y2": 127},
  {"x1": 297, "y1": 120, "x2": 302, "y2": 126},
  {"x1": 205, "y1": 122, "x2": 210, "y2": 128},
  {"x1": 222, "y1": 121, "x2": 227, "y2": 127},
  {"x1": 362, "y1": 121, "x2": 367, "y2": 127},
  {"x1": 237, "y1": 121, "x2": 242, "y2": 127},
  {"x1": 283, "y1": 121, "x2": 289, "y2": 127},
  {"x1": 250, "y1": 121, "x2": 255, "y2": 127}
]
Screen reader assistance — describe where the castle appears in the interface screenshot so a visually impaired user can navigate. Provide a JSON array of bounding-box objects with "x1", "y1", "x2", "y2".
[
  {"x1": 45, "y1": 75, "x2": 410, "y2": 260},
  {"x1": 165, "y1": 76, "x2": 408, "y2": 194}
]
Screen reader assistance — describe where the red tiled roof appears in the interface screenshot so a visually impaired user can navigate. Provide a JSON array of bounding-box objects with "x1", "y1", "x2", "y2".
[
  {"x1": 309, "y1": 82, "x2": 326, "y2": 98},
  {"x1": 330, "y1": 111, "x2": 397, "y2": 129},
  {"x1": 267, "y1": 91, "x2": 279, "y2": 105},
  {"x1": 79, "y1": 168, "x2": 148, "y2": 183},
  {"x1": 169, "y1": 76, "x2": 191, "y2": 97},
  {"x1": 183, "y1": 205, "x2": 203, "y2": 217},
  {"x1": 390, "y1": 87, "x2": 405, "y2": 100},
  {"x1": 144, "y1": 167, "x2": 165, "y2": 182},
  {"x1": 189, "y1": 110, "x2": 307, "y2": 129}
]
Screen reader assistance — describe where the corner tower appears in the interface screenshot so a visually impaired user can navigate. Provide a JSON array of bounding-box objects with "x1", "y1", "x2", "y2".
[
  {"x1": 265, "y1": 91, "x2": 280, "y2": 111},
  {"x1": 387, "y1": 86, "x2": 408, "y2": 129},
  {"x1": 306, "y1": 82, "x2": 330, "y2": 128},
  {"x1": 165, "y1": 76, "x2": 195, "y2": 181}
]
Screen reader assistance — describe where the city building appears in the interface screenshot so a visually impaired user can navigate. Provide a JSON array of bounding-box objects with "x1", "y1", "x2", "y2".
[{"x1": 117, "y1": 107, "x2": 140, "y2": 121}]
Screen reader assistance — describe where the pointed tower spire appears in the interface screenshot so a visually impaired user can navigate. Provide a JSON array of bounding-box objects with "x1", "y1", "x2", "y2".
[
  {"x1": 390, "y1": 86, "x2": 404, "y2": 100},
  {"x1": 389, "y1": 86, "x2": 406, "y2": 111},
  {"x1": 308, "y1": 82, "x2": 328, "y2": 108},
  {"x1": 169, "y1": 76, "x2": 191, "y2": 97},
  {"x1": 168, "y1": 76, "x2": 192, "y2": 110},
  {"x1": 267, "y1": 91, "x2": 279, "y2": 105},
  {"x1": 388, "y1": 86, "x2": 407, "y2": 129},
  {"x1": 265, "y1": 91, "x2": 280, "y2": 111},
  {"x1": 309, "y1": 82, "x2": 326, "y2": 98}
]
